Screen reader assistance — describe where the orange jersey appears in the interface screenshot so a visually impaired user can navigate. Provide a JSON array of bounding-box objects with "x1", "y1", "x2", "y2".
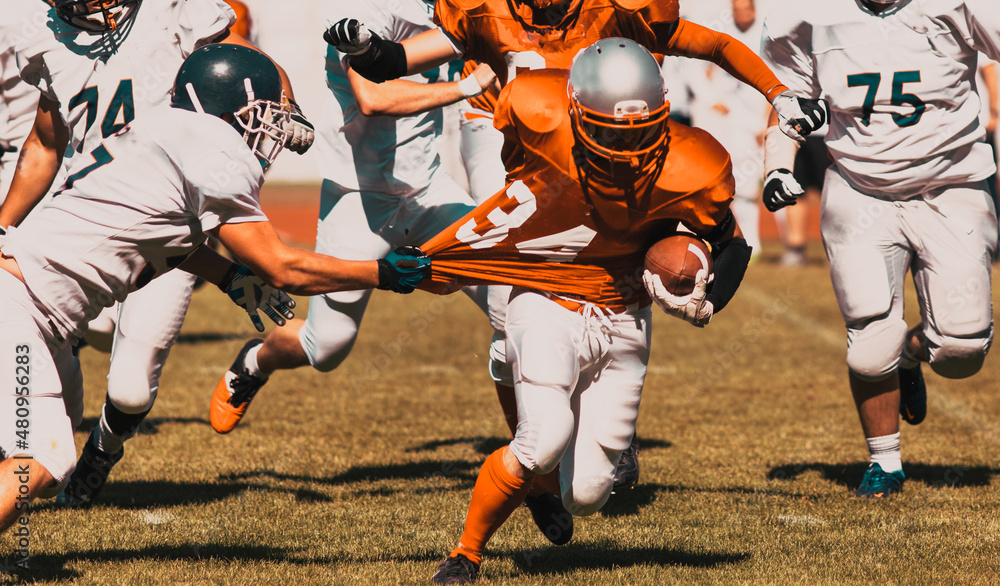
[
  {"x1": 421, "y1": 70, "x2": 735, "y2": 311},
  {"x1": 437, "y1": 0, "x2": 788, "y2": 114},
  {"x1": 223, "y1": 0, "x2": 254, "y2": 39}
]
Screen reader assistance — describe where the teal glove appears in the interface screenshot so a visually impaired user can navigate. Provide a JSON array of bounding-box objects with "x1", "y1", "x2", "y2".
[{"x1": 377, "y1": 246, "x2": 430, "y2": 294}]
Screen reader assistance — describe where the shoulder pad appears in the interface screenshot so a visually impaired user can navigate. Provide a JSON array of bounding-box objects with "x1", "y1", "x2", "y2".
[
  {"x1": 663, "y1": 120, "x2": 731, "y2": 186},
  {"x1": 508, "y1": 70, "x2": 570, "y2": 135}
]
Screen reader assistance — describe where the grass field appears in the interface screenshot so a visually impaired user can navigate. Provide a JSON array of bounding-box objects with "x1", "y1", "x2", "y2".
[{"x1": 3, "y1": 241, "x2": 1000, "y2": 584}]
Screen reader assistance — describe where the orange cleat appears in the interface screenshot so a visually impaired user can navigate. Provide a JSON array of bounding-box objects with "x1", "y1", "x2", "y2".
[{"x1": 210, "y1": 339, "x2": 268, "y2": 433}]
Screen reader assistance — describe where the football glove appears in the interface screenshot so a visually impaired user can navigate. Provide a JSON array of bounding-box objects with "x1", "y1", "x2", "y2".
[
  {"x1": 377, "y1": 246, "x2": 430, "y2": 294},
  {"x1": 324, "y1": 18, "x2": 373, "y2": 55},
  {"x1": 772, "y1": 91, "x2": 828, "y2": 141},
  {"x1": 219, "y1": 264, "x2": 296, "y2": 332},
  {"x1": 0, "y1": 138, "x2": 14, "y2": 154},
  {"x1": 762, "y1": 169, "x2": 805, "y2": 212},
  {"x1": 282, "y1": 99, "x2": 315, "y2": 154},
  {"x1": 642, "y1": 268, "x2": 713, "y2": 327}
]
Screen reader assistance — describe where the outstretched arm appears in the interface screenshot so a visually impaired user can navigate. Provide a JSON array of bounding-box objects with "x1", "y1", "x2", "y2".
[
  {"x1": 212, "y1": 220, "x2": 429, "y2": 295},
  {"x1": 348, "y1": 61, "x2": 495, "y2": 117},
  {"x1": 665, "y1": 19, "x2": 826, "y2": 139},
  {"x1": 325, "y1": 20, "x2": 461, "y2": 83}
]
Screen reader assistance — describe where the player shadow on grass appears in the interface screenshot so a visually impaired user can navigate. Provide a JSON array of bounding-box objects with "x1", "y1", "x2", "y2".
[
  {"x1": 75, "y1": 416, "x2": 210, "y2": 437},
  {"x1": 767, "y1": 462, "x2": 997, "y2": 490},
  {"x1": 30, "y1": 478, "x2": 334, "y2": 514},
  {"x1": 2, "y1": 544, "x2": 444, "y2": 581},
  {"x1": 498, "y1": 541, "x2": 749, "y2": 576},
  {"x1": 220, "y1": 459, "x2": 483, "y2": 498}
]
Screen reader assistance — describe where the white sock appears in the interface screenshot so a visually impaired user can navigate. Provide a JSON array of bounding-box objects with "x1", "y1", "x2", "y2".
[
  {"x1": 243, "y1": 344, "x2": 267, "y2": 379},
  {"x1": 866, "y1": 432, "x2": 902, "y2": 473}
]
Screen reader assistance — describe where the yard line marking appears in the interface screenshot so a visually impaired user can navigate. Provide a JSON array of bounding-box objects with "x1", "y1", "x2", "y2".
[{"x1": 740, "y1": 284, "x2": 1000, "y2": 445}]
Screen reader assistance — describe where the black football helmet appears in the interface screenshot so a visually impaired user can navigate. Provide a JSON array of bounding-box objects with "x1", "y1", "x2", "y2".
[
  {"x1": 52, "y1": 0, "x2": 140, "y2": 32},
  {"x1": 172, "y1": 44, "x2": 291, "y2": 169}
]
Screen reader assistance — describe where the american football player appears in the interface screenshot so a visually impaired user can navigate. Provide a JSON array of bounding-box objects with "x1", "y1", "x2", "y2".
[
  {"x1": 0, "y1": 0, "x2": 314, "y2": 509},
  {"x1": 420, "y1": 39, "x2": 752, "y2": 584},
  {"x1": 0, "y1": 44, "x2": 428, "y2": 535},
  {"x1": 323, "y1": 0, "x2": 827, "y2": 498},
  {"x1": 760, "y1": 0, "x2": 1000, "y2": 498}
]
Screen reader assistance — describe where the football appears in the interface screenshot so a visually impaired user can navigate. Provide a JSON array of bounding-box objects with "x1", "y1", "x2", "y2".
[{"x1": 644, "y1": 234, "x2": 713, "y2": 296}]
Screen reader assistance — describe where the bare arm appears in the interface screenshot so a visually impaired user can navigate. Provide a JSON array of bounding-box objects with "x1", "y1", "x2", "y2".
[
  {"x1": 981, "y1": 62, "x2": 999, "y2": 135},
  {"x1": 348, "y1": 62, "x2": 495, "y2": 117},
  {"x1": 212, "y1": 221, "x2": 379, "y2": 295},
  {"x1": 0, "y1": 96, "x2": 69, "y2": 227},
  {"x1": 400, "y1": 28, "x2": 463, "y2": 75}
]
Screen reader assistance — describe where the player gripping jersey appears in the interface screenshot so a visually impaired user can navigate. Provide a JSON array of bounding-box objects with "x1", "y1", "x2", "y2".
[{"x1": 0, "y1": 44, "x2": 426, "y2": 535}]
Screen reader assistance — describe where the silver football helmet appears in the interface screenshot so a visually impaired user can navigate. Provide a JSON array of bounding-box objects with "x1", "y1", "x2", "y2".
[{"x1": 568, "y1": 38, "x2": 669, "y2": 173}]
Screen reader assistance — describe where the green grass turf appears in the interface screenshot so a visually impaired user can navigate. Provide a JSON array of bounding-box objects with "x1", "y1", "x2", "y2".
[{"x1": 3, "y1": 242, "x2": 1000, "y2": 584}]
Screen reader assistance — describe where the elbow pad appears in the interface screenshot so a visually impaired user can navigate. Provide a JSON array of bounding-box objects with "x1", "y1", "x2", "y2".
[
  {"x1": 705, "y1": 237, "x2": 752, "y2": 313},
  {"x1": 349, "y1": 33, "x2": 408, "y2": 83}
]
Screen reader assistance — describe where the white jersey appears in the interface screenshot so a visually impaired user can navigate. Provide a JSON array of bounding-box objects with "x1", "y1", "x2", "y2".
[
  {"x1": 13, "y1": 0, "x2": 233, "y2": 163},
  {"x1": 315, "y1": 0, "x2": 449, "y2": 194},
  {"x1": 762, "y1": 0, "x2": 1000, "y2": 198},
  {"x1": 2, "y1": 104, "x2": 266, "y2": 342},
  {"x1": 0, "y1": 13, "x2": 41, "y2": 201}
]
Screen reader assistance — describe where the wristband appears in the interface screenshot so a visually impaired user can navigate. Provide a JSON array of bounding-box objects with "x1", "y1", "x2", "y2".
[{"x1": 458, "y1": 74, "x2": 484, "y2": 98}]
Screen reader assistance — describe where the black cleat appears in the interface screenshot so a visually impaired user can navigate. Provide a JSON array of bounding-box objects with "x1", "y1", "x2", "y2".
[
  {"x1": 899, "y1": 364, "x2": 927, "y2": 425},
  {"x1": 55, "y1": 428, "x2": 123, "y2": 508},
  {"x1": 524, "y1": 493, "x2": 573, "y2": 545},
  {"x1": 612, "y1": 436, "x2": 640, "y2": 493},
  {"x1": 431, "y1": 554, "x2": 479, "y2": 585}
]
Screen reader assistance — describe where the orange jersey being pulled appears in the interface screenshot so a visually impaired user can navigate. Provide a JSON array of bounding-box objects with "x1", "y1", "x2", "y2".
[
  {"x1": 421, "y1": 70, "x2": 735, "y2": 312},
  {"x1": 438, "y1": 0, "x2": 788, "y2": 114}
]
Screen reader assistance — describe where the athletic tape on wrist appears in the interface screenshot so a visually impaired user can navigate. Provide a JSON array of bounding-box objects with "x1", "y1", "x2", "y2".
[
  {"x1": 458, "y1": 75, "x2": 483, "y2": 97},
  {"x1": 764, "y1": 125, "x2": 800, "y2": 176}
]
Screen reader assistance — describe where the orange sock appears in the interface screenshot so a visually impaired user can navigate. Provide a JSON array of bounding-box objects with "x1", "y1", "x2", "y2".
[
  {"x1": 494, "y1": 382, "x2": 518, "y2": 437},
  {"x1": 451, "y1": 447, "x2": 532, "y2": 565}
]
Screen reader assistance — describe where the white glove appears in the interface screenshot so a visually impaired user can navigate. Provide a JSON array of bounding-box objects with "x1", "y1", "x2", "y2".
[
  {"x1": 282, "y1": 99, "x2": 315, "y2": 154},
  {"x1": 762, "y1": 169, "x2": 805, "y2": 212},
  {"x1": 643, "y1": 268, "x2": 714, "y2": 327},
  {"x1": 219, "y1": 264, "x2": 296, "y2": 332},
  {"x1": 323, "y1": 18, "x2": 373, "y2": 55},
  {"x1": 771, "y1": 91, "x2": 828, "y2": 142}
]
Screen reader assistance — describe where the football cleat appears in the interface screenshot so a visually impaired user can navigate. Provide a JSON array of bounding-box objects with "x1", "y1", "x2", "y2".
[
  {"x1": 55, "y1": 428, "x2": 124, "y2": 508},
  {"x1": 854, "y1": 463, "x2": 905, "y2": 499},
  {"x1": 612, "y1": 436, "x2": 640, "y2": 493},
  {"x1": 524, "y1": 493, "x2": 573, "y2": 545},
  {"x1": 431, "y1": 554, "x2": 479, "y2": 585},
  {"x1": 210, "y1": 339, "x2": 268, "y2": 434},
  {"x1": 898, "y1": 363, "x2": 927, "y2": 425}
]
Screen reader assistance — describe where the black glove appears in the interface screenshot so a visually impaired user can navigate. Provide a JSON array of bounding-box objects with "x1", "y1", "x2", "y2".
[
  {"x1": 376, "y1": 246, "x2": 431, "y2": 294},
  {"x1": 323, "y1": 18, "x2": 407, "y2": 83},
  {"x1": 762, "y1": 169, "x2": 805, "y2": 212},
  {"x1": 0, "y1": 138, "x2": 14, "y2": 154}
]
